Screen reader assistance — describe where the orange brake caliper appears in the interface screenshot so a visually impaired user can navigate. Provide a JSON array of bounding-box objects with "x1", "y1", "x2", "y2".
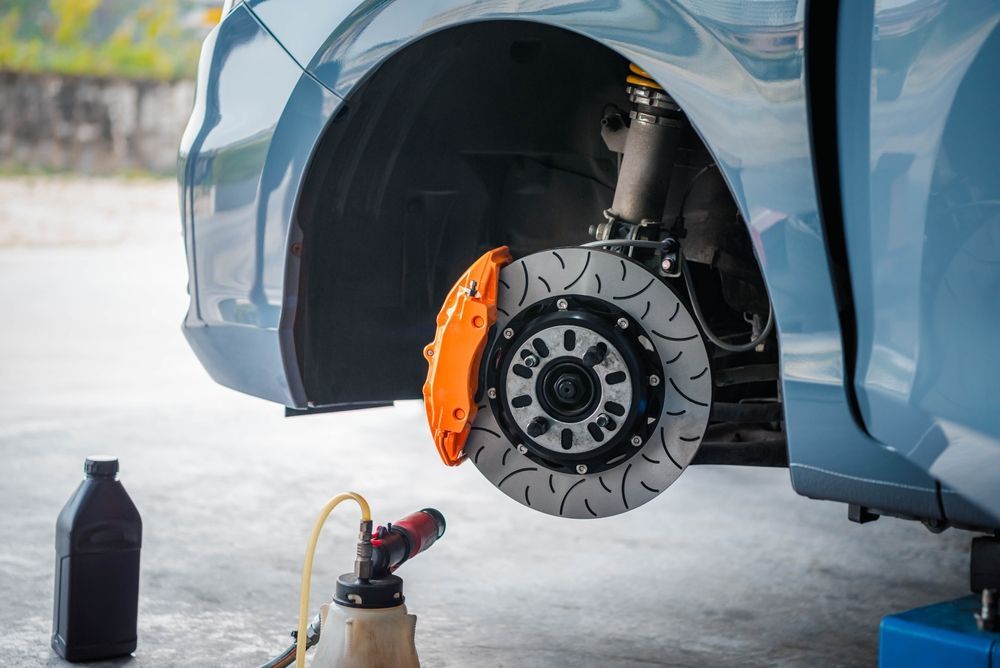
[{"x1": 422, "y1": 246, "x2": 512, "y2": 466}]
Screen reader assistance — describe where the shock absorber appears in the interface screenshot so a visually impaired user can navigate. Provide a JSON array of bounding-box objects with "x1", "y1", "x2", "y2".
[
  {"x1": 600, "y1": 64, "x2": 687, "y2": 234},
  {"x1": 599, "y1": 64, "x2": 775, "y2": 351}
]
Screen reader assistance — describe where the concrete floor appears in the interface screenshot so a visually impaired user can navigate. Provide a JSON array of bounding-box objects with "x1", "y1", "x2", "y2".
[{"x1": 0, "y1": 177, "x2": 973, "y2": 667}]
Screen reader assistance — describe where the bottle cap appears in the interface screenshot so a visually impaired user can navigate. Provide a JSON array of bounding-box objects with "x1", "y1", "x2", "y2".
[
  {"x1": 334, "y1": 573, "x2": 404, "y2": 609},
  {"x1": 84, "y1": 455, "x2": 119, "y2": 478}
]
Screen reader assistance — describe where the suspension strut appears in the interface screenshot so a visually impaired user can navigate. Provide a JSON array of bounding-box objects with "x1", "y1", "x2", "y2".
[
  {"x1": 600, "y1": 64, "x2": 775, "y2": 350},
  {"x1": 601, "y1": 64, "x2": 687, "y2": 235}
]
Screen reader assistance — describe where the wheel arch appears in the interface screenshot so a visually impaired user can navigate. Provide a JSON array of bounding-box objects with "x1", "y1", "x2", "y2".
[{"x1": 279, "y1": 10, "x2": 768, "y2": 405}]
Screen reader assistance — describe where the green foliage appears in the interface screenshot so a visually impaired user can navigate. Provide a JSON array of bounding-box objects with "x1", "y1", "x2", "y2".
[
  {"x1": 52, "y1": 0, "x2": 101, "y2": 45},
  {"x1": 0, "y1": 0, "x2": 203, "y2": 80}
]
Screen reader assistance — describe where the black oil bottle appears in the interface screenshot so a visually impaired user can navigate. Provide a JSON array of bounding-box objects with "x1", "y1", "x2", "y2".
[{"x1": 52, "y1": 455, "x2": 142, "y2": 662}]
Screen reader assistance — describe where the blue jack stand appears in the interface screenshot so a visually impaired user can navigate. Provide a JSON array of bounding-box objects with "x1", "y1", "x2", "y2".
[
  {"x1": 880, "y1": 595, "x2": 1000, "y2": 667},
  {"x1": 881, "y1": 536, "x2": 1000, "y2": 667}
]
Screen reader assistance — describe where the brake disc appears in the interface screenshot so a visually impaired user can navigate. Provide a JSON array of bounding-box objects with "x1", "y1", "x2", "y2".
[{"x1": 465, "y1": 247, "x2": 712, "y2": 519}]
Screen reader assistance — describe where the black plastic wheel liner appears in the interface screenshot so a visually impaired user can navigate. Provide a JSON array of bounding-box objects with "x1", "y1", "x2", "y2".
[
  {"x1": 293, "y1": 21, "x2": 628, "y2": 406},
  {"x1": 293, "y1": 20, "x2": 754, "y2": 408}
]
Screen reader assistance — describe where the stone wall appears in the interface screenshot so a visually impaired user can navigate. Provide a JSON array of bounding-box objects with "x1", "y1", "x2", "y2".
[{"x1": 0, "y1": 71, "x2": 195, "y2": 175}]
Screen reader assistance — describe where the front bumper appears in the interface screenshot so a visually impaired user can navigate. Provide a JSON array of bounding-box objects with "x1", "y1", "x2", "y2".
[{"x1": 178, "y1": 4, "x2": 342, "y2": 406}]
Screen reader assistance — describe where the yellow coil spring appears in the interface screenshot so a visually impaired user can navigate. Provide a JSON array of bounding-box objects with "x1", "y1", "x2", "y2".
[{"x1": 625, "y1": 62, "x2": 663, "y2": 90}]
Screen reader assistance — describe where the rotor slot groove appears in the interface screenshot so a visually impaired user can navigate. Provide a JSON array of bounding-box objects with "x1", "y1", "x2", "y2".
[
  {"x1": 612, "y1": 277, "x2": 654, "y2": 301},
  {"x1": 559, "y1": 479, "x2": 586, "y2": 516},
  {"x1": 652, "y1": 330, "x2": 698, "y2": 342},
  {"x1": 621, "y1": 463, "x2": 632, "y2": 509},
  {"x1": 564, "y1": 252, "x2": 591, "y2": 290},
  {"x1": 518, "y1": 263, "x2": 529, "y2": 306},
  {"x1": 669, "y1": 377, "x2": 708, "y2": 407},
  {"x1": 660, "y1": 427, "x2": 682, "y2": 469},
  {"x1": 498, "y1": 467, "x2": 537, "y2": 488}
]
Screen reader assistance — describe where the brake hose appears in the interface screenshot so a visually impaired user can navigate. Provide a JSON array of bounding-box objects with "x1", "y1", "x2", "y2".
[
  {"x1": 581, "y1": 239, "x2": 774, "y2": 352},
  {"x1": 581, "y1": 239, "x2": 663, "y2": 250},
  {"x1": 680, "y1": 253, "x2": 774, "y2": 352}
]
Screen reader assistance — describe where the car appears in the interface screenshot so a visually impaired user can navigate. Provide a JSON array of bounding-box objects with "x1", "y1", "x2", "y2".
[{"x1": 178, "y1": 0, "x2": 1000, "y2": 528}]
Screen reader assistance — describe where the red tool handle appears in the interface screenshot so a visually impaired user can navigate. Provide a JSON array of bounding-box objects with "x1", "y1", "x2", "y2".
[{"x1": 370, "y1": 508, "x2": 446, "y2": 576}]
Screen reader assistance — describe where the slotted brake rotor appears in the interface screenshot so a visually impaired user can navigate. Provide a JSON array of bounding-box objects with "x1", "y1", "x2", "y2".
[{"x1": 464, "y1": 247, "x2": 712, "y2": 518}]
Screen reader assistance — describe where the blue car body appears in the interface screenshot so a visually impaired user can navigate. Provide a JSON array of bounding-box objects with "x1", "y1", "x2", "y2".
[{"x1": 179, "y1": 0, "x2": 1000, "y2": 528}]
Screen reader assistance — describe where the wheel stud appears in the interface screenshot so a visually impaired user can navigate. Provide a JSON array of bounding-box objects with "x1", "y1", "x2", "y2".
[
  {"x1": 595, "y1": 413, "x2": 611, "y2": 429},
  {"x1": 527, "y1": 416, "x2": 549, "y2": 438},
  {"x1": 583, "y1": 342, "x2": 608, "y2": 366},
  {"x1": 524, "y1": 354, "x2": 539, "y2": 368}
]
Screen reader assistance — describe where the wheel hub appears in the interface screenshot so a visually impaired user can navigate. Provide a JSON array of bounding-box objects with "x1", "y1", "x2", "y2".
[{"x1": 503, "y1": 322, "x2": 633, "y2": 457}]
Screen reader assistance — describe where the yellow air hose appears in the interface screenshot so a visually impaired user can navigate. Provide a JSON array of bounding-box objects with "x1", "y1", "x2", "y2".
[{"x1": 294, "y1": 492, "x2": 372, "y2": 668}]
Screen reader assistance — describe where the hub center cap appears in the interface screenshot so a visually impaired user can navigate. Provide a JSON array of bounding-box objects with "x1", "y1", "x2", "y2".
[{"x1": 540, "y1": 360, "x2": 598, "y2": 421}]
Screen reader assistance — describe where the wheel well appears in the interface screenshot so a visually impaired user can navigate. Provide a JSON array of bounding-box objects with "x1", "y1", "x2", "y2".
[{"x1": 293, "y1": 20, "x2": 763, "y2": 407}]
